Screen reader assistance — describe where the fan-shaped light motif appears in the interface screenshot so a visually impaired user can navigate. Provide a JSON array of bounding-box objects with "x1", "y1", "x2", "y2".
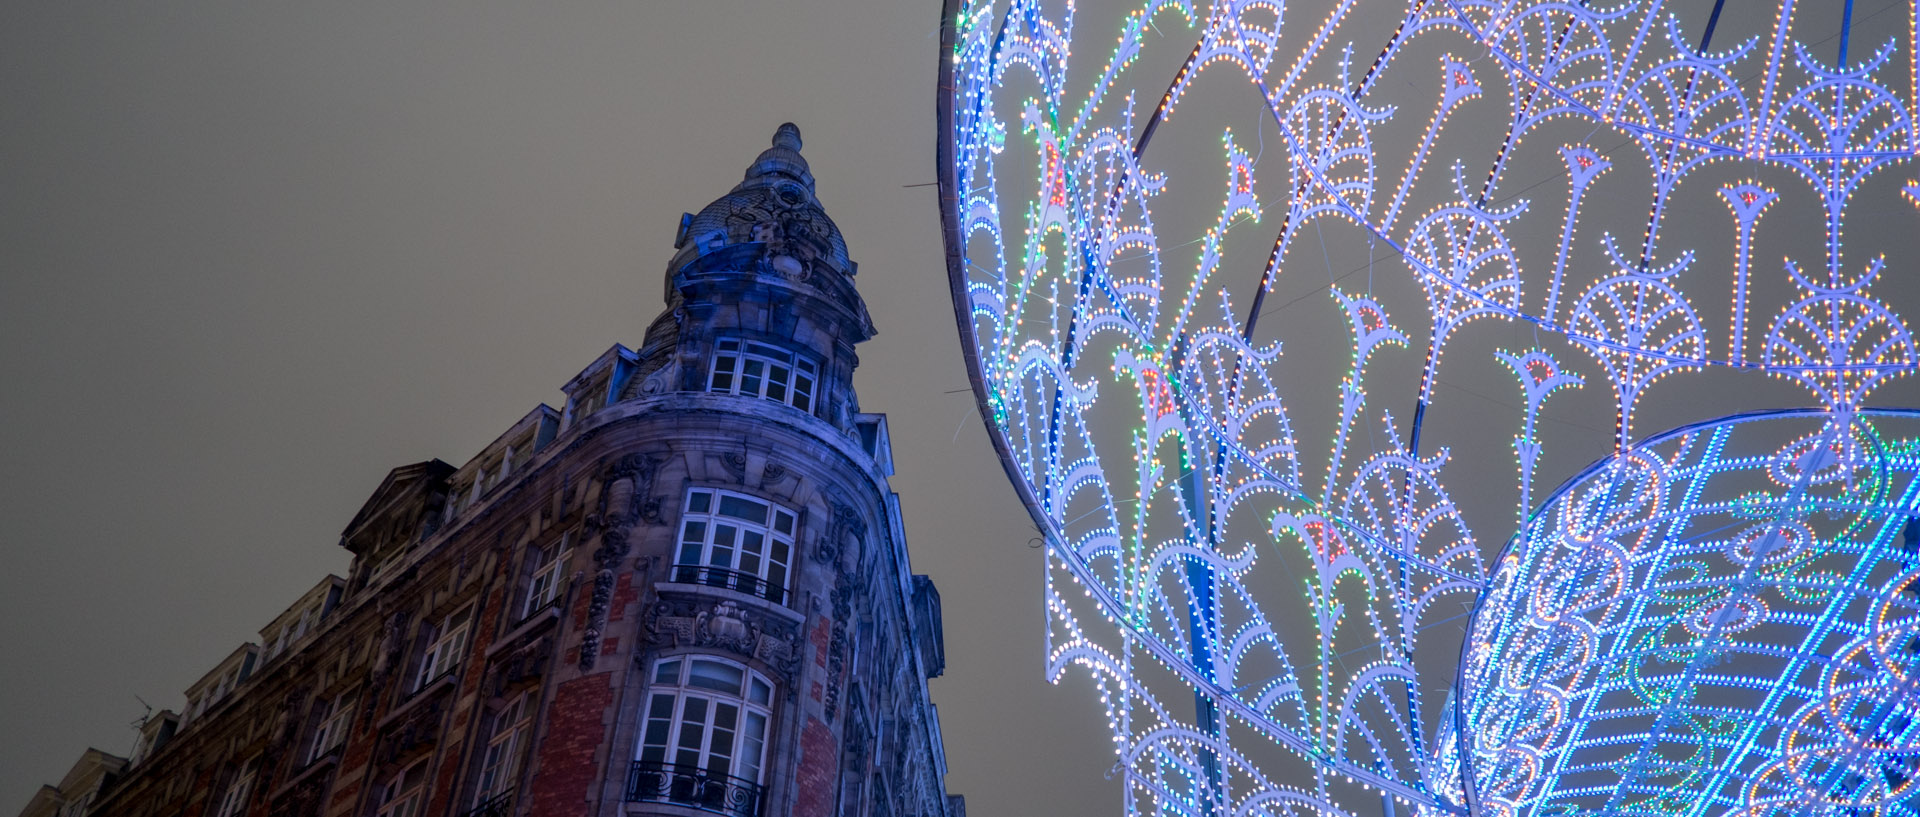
[
  {"x1": 934, "y1": 0, "x2": 1919, "y2": 814},
  {"x1": 1462, "y1": 410, "x2": 1920, "y2": 817}
]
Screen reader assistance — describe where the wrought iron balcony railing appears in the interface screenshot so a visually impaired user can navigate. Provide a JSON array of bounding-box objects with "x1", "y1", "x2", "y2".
[
  {"x1": 668, "y1": 564, "x2": 787, "y2": 606},
  {"x1": 626, "y1": 760, "x2": 765, "y2": 817},
  {"x1": 462, "y1": 792, "x2": 512, "y2": 817}
]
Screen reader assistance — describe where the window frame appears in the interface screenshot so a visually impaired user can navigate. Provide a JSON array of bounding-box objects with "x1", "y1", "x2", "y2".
[
  {"x1": 475, "y1": 688, "x2": 537, "y2": 802},
  {"x1": 375, "y1": 760, "x2": 427, "y2": 817},
  {"x1": 414, "y1": 606, "x2": 473, "y2": 692},
  {"x1": 522, "y1": 532, "x2": 574, "y2": 621},
  {"x1": 306, "y1": 692, "x2": 356, "y2": 765},
  {"x1": 671, "y1": 488, "x2": 797, "y2": 605},
  {"x1": 210, "y1": 761, "x2": 254, "y2": 817},
  {"x1": 706, "y1": 339, "x2": 818, "y2": 413},
  {"x1": 636, "y1": 655, "x2": 776, "y2": 786}
]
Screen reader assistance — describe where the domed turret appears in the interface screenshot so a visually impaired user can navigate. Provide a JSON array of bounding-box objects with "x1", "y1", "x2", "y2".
[
  {"x1": 670, "y1": 123, "x2": 853, "y2": 283},
  {"x1": 743, "y1": 122, "x2": 814, "y2": 193},
  {"x1": 632, "y1": 123, "x2": 875, "y2": 429}
]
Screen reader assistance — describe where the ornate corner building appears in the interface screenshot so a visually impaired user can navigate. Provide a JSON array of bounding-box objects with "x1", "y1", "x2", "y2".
[{"x1": 20, "y1": 124, "x2": 962, "y2": 817}]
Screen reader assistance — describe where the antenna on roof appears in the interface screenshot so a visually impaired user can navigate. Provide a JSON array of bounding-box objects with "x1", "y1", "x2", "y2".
[{"x1": 131, "y1": 695, "x2": 153, "y2": 729}]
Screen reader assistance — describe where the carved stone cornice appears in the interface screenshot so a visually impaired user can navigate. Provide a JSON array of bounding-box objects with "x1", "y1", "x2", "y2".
[
  {"x1": 640, "y1": 590, "x2": 803, "y2": 691},
  {"x1": 483, "y1": 628, "x2": 555, "y2": 699}
]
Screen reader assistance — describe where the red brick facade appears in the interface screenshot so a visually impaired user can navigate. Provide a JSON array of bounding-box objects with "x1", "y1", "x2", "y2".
[{"x1": 525, "y1": 676, "x2": 612, "y2": 817}]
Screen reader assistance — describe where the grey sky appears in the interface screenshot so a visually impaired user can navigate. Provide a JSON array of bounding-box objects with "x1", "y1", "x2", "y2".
[{"x1": 0, "y1": 3, "x2": 1114, "y2": 814}]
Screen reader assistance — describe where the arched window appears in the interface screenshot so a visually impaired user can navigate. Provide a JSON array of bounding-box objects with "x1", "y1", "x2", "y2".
[
  {"x1": 629, "y1": 656, "x2": 774, "y2": 816},
  {"x1": 708, "y1": 339, "x2": 817, "y2": 413},
  {"x1": 672, "y1": 489, "x2": 795, "y2": 605}
]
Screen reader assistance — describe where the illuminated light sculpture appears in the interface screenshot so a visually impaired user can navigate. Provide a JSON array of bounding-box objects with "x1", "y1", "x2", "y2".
[
  {"x1": 933, "y1": 0, "x2": 1920, "y2": 815},
  {"x1": 1460, "y1": 409, "x2": 1920, "y2": 817}
]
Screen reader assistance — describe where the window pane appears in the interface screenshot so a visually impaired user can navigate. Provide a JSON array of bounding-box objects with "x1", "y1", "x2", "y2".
[
  {"x1": 709, "y1": 703, "x2": 739, "y2": 777},
  {"x1": 688, "y1": 660, "x2": 744, "y2": 695},
  {"x1": 687, "y1": 491, "x2": 712, "y2": 513},
  {"x1": 717, "y1": 495, "x2": 768, "y2": 524},
  {"x1": 654, "y1": 660, "x2": 682, "y2": 685},
  {"x1": 709, "y1": 525, "x2": 737, "y2": 567},
  {"x1": 765, "y1": 563, "x2": 787, "y2": 595},
  {"x1": 766, "y1": 366, "x2": 789, "y2": 401},
  {"x1": 773, "y1": 512, "x2": 793, "y2": 535},
  {"x1": 680, "y1": 520, "x2": 706, "y2": 544},
  {"x1": 749, "y1": 678, "x2": 771, "y2": 705},
  {"x1": 741, "y1": 360, "x2": 763, "y2": 395},
  {"x1": 793, "y1": 374, "x2": 814, "y2": 410},
  {"x1": 676, "y1": 543, "x2": 704, "y2": 569},
  {"x1": 748, "y1": 343, "x2": 785, "y2": 359},
  {"x1": 742, "y1": 710, "x2": 769, "y2": 781},
  {"x1": 676, "y1": 698, "x2": 708, "y2": 764}
]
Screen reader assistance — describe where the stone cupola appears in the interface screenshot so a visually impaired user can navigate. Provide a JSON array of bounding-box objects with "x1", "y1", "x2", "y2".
[{"x1": 629, "y1": 124, "x2": 876, "y2": 433}]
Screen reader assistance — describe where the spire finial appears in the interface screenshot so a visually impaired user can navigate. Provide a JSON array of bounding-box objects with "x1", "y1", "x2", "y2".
[{"x1": 772, "y1": 123, "x2": 802, "y2": 152}]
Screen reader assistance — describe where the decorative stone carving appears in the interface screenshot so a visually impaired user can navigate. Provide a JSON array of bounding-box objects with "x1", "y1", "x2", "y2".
[
  {"x1": 486, "y1": 632, "x2": 554, "y2": 697},
  {"x1": 641, "y1": 592, "x2": 802, "y2": 689},
  {"x1": 581, "y1": 453, "x2": 661, "y2": 670},
  {"x1": 721, "y1": 451, "x2": 749, "y2": 483},
  {"x1": 762, "y1": 461, "x2": 787, "y2": 483},
  {"x1": 362, "y1": 612, "x2": 409, "y2": 724},
  {"x1": 377, "y1": 690, "x2": 446, "y2": 766},
  {"x1": 637, "y1": 359, "x2": 679, "y2": 396},
  {"x1": 814, "y1": 501, "x2": 869, "y2": 723},
  {"x1": 268, "y1": 771, "x2": 329, "y2": 817}
]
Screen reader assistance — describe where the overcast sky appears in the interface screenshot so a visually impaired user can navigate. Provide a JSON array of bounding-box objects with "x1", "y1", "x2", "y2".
[{"x1": 0, "y1": 3, "x2": 1119, "y2": 814}]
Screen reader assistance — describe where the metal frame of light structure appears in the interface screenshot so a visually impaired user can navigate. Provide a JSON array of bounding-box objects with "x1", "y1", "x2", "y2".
[{"x1": 934, "y1": 0, "x2": 1919, "y2": 814}]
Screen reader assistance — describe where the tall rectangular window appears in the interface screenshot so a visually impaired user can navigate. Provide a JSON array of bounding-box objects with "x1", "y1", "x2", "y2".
[
  {"x1": 376, "y1": 760, "x2": 426, "y2": 817},
  {"x1": 523, "y1": 533, "x2": 573, "y2": 620},
  {"x1": 476, "y1": 690, "x2": 535, "y2": 802},
  {"x1": 672, "y1": 489, "x2": 796, "y2": 605},
  {"x1": 307, "y1": 693, "x2": 355, "y2": 764},
  {"x1": 211, "y1": 763, "x2": 253, "y2": 817},
  {"x1": 707, "y1": 339, "x2": 817, "y2": 413},
  {"x1": 415, "y1": 607, "x2": 472, "y2": 691},
  {"x1": 630, "y1": 657, "x2": 774, "y2": 814}
]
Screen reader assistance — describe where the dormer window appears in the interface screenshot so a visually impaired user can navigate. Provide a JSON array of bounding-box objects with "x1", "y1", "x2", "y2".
[
  {"x1": 708, "y1": 340, "x2": 816, "y2": 413},
  {"x1": 566, "y1": 392, "x2": 600, "y2": 429}
]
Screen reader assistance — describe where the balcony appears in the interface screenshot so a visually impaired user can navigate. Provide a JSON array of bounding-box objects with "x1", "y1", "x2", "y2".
[
  {"x1": 667, "y1": 564, "x2": 786, "y2": 606},
  {"x1": 626, "y1": 760, "x2": 765, "y2": 817},
  {"x1": 462, "y1": 792, "x2": 512, "y2": 817}
]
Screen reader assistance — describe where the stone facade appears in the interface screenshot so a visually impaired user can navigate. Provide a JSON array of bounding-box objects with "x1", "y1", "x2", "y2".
[{"x1": 21, "y1": 124, "x2": 961, "y2": 817}]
